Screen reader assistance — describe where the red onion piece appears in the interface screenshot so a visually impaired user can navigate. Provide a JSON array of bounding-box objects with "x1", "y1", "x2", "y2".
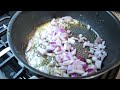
[
  {"x1": 59, "y1": 28, "x2": 65, "y2": 33},
  {"x1": 67, "y1": 65, "x2": 72, "y2": 72},
  {"x1": 67, "y1": 30, "x2": 71, "y2": 34},
  {"x1": 58, "y1": 46, "x2": 62, "y2": 51},
  {"x1": 71, "y1": 73, "x2": 78, "y2": 77},
  {"x1": 55, "y1": 55, "x2": 62, "y2": 63},
  {"x1": 67, "y1": 52, "x2": 74, "y2": 60},
  {"x1": 94, "y1": 37, "x2": 103, "y2": 44},
  {"x1": 50, "y1": 42, "x2": 56, "y2": 44},
  {"x1": 82, "y1": 63, "x2": 88, "y2": 70},
  {"x1": 77, "y1": 56, "x2": 86, "y2": 62},
  {"x1": 87, "y1": 68, "x2": 94, "y2": 72},
  {"x1": 53, "y1": 32, "x2": 57, "y2": 36},
  {"x1": 87, "y1": 68, "x2": 96, "y2": 74}
]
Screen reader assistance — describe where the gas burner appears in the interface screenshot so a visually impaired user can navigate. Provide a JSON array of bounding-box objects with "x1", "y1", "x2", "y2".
[
  {"x1": 0, "y1": 11, "x2": 41, "y2": 79},
  {"x1": 0, "y1": 11, "x2": 119, "y2": 79}
]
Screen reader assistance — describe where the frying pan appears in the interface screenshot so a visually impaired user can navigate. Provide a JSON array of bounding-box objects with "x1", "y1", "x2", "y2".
[{"x1": 1, "y1": 11, "x2": 120, "y2": 79}]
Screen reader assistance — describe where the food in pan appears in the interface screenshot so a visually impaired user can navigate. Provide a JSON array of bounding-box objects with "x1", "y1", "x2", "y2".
[{"x1": 25, "y1": 16, "x2": 107, "y2": 77}]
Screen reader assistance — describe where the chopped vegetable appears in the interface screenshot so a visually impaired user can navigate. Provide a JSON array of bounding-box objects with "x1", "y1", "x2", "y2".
[{"x1": 25, "y1": 16, "x2": 107, "y2": 77}]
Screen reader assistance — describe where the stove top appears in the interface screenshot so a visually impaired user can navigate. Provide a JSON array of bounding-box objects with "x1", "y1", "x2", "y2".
[
  {"x1": 0, "y1": 11, "x2": 43, "y2": 79},
  {"x1": 0, "y1": 11, "x2": 120, "y2": 79}
]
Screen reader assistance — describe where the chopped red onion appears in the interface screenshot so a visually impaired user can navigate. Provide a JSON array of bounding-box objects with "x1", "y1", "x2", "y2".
[
  {"x1": 94, "y1": 37, "x2": 103, "y2": 44},
  {"x1": 77, "y1": 56, "x2": 86, "y2": 62},
  {"x1": 55, "y1": 55, "x2": 61, "y2": 62},
  {"x1": 71, "y1": 49, "x2": 76, "y2": 55},
  {"x1": 37, "y1": 47, "x2": 47, "y2": 55},
  {"x1": 50, "y1": 42, "x2": 56, "y2": 44},
  {"x1": 57, "y1": 46, "x2": 62, "y2": 51},
  {"x1": 86, "y1": 59, "x2": 92, "y2": 64},
  {"x1": 82, "y1": 63, "x2": 88, "y2": 70},
  {"x1": 87, "y1": 68, "x2": 94, "y2": 72},
  {"x1": 67, "y1": 30, "x2": 71, "y2": 34},
  {"x1": 81, "y1": 72, "x2": 88, "y2": 76},
  {"x1": 87, "y1": 68, "x2": 95, "y2": 75},
  {"x1": 72, "y1": 70, "x2": 85, "y2": 74},
  {"x1": 92, "y1": 56, "x2": 98, "y2": 61},
  {"x1": 63, "y1": 55, "x2": 69, "y2": 61},
  {"x1": 88, "y1": 54, "x2": 93, "y2": 58},
  {"x1": 83, "y1": 41, "x2": 93, "y2": 48},
  {"x1": 62, "y1": 60, "x2": 74, "y2": 66},
  {"x1": 53, "y1": 32, "x2": 57, "y2": 36},
  {"x1": 71, "y1": 73, "x2": 78, "y2": 77},
  {"x1": 67, "y1": 65, "x2": 72, "y2": 72},
  {"x1": 94, "y1": 50, "x2": 101, "y2": 56},
  {"x1": 60, "y1": 28, "x2": 66, "y2": 33},
  {"x1": 59, "y1": 66, "x2": 68, "y2": 70},
  {"x1": 95, "y1": 60, "x2": 102, "y2": 69},
  {"x1": 67, "y1": 52, "x2": 74, "y2": 60},
  {"x1": 64, "y1": 43, "x2": 71, "y2": 51},
  {"x1": 26, "y1": 16, "x2": 108, "y2": 77},
  {"x1": 46, "y1": 46, "x2": 55, "y2": 51}
]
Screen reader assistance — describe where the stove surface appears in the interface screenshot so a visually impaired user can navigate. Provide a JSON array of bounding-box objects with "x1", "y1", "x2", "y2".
[{"x1": 0, "y1": 11, "x2": 39, "y2": 79}]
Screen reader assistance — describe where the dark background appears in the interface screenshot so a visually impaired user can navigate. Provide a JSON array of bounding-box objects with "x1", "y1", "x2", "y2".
[{"x1": 0, "y1": 0, "x2": 120, "y2": 10}]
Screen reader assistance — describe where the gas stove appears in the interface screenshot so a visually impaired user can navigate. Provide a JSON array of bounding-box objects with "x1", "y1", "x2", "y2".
[
  {"x1": 0, "y1": 11, "x2": 120, "y2": 79},
  {"x1": 0, "y1": 11, "x2": 45, "y2": 79}
]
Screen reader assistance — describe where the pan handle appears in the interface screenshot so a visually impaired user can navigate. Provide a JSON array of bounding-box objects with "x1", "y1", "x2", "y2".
[{"x1": 0, "y1": 47, "x2": 10, "y2": 57}]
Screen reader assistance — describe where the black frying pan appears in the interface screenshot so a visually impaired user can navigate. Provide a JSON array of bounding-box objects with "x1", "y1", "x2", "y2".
[{"x1": 6, "y1": 11, "x2": 120, "y2": 79}]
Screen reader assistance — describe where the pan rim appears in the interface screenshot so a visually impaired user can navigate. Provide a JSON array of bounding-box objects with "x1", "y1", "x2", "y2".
[{"x1": 7, "y1": 11, "x2": 120, "y2": 79}]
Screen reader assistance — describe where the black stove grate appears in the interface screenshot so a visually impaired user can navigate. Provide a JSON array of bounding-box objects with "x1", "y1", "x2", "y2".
[{"x1": 0, "y1": 11, "x2": 119, "y2": 79}]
